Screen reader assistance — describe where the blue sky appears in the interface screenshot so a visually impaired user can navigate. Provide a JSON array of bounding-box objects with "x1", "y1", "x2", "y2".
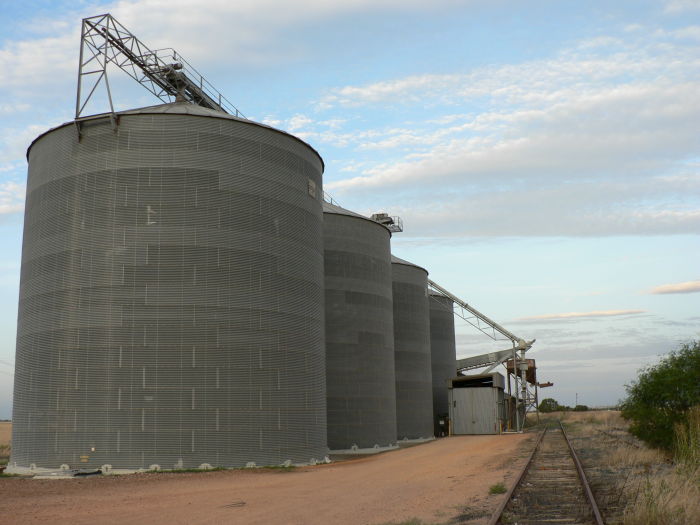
[{"x1": 1, "y1": 0, "x2": 699, "y2": 417}]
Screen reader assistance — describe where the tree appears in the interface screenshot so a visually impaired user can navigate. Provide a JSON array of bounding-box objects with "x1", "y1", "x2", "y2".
[
  {"x1": 621, "y1": 341, "x2": 700, "y2": 450},
  {"x1": 539, "y1": 398, "x2": 560, "y2": 413},
  {"x1": 573, "y1": 405, "x2": 589, "y2": 412}
]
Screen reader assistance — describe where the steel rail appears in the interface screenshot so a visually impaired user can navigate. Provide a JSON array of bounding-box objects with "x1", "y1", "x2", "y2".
[
  {"x1": 488, "y1": 423, "x2": 605, "y2": 525},
  {"x1": 486, "y1": 428, "x2": 547, "y2": 525},
  {"x1": 560, "y1": 421, "x2": 605, "y2": 525}
]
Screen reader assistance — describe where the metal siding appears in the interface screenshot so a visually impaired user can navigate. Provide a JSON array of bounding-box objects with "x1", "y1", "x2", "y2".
[
  {"x1": 11, "y1": 108, "x2": 327, "y2": 469},
  {"x1": 450, "y1": 388, "x2": 498, "y2": 435},
  {"x1": 429, "y1": 294, "x2": 456, "y2": 435},
  {"x1": 324, "y1": 212, "x2": 396, "y2": 449},
  {"x1": 392, "y1": 262, "x2": 433, "y2": 440}
]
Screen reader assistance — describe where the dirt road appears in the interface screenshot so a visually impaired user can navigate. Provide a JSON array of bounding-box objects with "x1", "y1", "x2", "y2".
[{"x1": 0, "y1": 433, "x2": 533, "y2": 525}]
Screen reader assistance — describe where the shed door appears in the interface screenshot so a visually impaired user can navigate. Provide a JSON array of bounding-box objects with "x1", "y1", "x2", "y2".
[
  {"x1": 450, "y1": 389, "x2": 470, "y2": 434},
  {"x1": 450, "y1": 388, "x2": 497, "y2": 434}
]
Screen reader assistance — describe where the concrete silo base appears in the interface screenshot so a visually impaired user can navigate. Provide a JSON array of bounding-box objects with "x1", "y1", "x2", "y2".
[
  {"x1": 329, "y1": 443, "x2": 399, "y2": 458},
  {"x1": 397, "y1": 436, "x2": 436, "y2": 448}
]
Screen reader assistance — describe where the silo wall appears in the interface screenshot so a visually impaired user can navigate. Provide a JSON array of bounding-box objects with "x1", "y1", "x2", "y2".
[
  {"x1": 429, "y1": 292, "x2": 456, "y2": 436},
  {"x1": 324, "y1": 204, "x2": 396, "y2": 449},
  {"x1": 10, "y1": 102, "x2": 327, "y2": 470},
  {"x1": 391, "y1": 257, "x2": 433, "y2": 440}
]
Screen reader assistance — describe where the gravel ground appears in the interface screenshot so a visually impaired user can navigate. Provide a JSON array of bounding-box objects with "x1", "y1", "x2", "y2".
[{"x1": 0, "y1": 433, "x2": 534, "y2": 525}]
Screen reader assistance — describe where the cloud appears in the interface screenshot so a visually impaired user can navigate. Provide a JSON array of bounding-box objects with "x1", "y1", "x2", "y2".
[
  {"x1": 664, "y1": 0, "x2": 700, "y2": 13},
  {"x1": 0, "y1": 123, "x2": 58, "y2": 166},
  {"x1": 671, "y1": 26, "x2": 700, "y2": 39},
  {"x1": 0, "y1": 182, "x2": 26, "y2": 215},
  {"x1": 1, "y1": 0, "x2": 463, "y2": 101},
  {"x1": 328, "y1": 81, "x2": 700, "y2": 191},
  {"x1": 315, "y1": 29, "x2": 700, "y2": 238},
  {"x1": 103, "y1": 0, "x2": 463, "y2": 65},
  {"x1": 287, "y1": 114, "x2": 314, "y2": 132},
  {"x1": 319, "y1": 32, "x2": 700, "y2": 109},
  {"x1": 519, "y1": 310, "x2": 646, "y2": 321},
  {"x1": 649, "y1": 280, "x2": 700, "y2": 294}
]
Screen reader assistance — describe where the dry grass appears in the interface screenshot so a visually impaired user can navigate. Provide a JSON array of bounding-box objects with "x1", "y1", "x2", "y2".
[
  {"x1": 605, "y1": 445, "x2": 667, "y2": 468},
  {"x1": 0, "y1": 422, "x2": 11, "y2": 445},
  {"x1": 534, "y1": 410, "x2": 700, "y2": 524},
  {"x1": 623, "y1": 466, "x2": 700, "y2": 525},
  {"x1": 0, "y1": 422, "x2": 11, "y2": 465},
  {"x1": 569, "y1": 409, "x2": 700, "y2": 525},
  {"x1": 674, "y1": 406, "x2": 700, "y2": 469},
  {"x1": 534, "y1": 409, "x2": 628, "y2": 436}
]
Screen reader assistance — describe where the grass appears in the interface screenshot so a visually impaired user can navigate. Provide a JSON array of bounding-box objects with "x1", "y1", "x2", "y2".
[
  {"x1": 557, "y1": 408, "x2": 700, "y2": 525},
  {"x1": 0, "y1": 443, "x2": 10, "y2": 466},
  {"x1": 538, "y1": 410, "x2": 700, "y2": 524},
  {"x1": 620, "y1": 406, "x2": 700, "y2": 524},
  {"x1": 622, "y1": 467, "x2": 700, "y2": 525},
  {"x1": 605, "y1": 445, "x2": 667, "y2": 468},
  {"x1": 674, "y1": 406, "x2": 700, "y2": 469},
  {"x1": 488, "y1": 482, "x2": 507, "y2": 495}
]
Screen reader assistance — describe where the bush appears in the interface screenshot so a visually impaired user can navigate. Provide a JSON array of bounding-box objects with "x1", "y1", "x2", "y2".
[
  {"x1": 539, "y1": 398, "x2": 560, "y2": 412},
  {"x1": 573, "y1": 405, "x2": 589, "y2": 412},
  {"x1": 621, "y1": 341, "x2": 700, "y2": 451}
]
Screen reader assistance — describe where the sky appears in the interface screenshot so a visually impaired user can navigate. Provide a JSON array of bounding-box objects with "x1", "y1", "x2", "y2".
[{"x1": 0, "y1": 0, "x2": 699, "y2": 418}]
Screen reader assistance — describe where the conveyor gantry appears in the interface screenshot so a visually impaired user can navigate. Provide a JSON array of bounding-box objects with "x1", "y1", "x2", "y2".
[{"x1": 76, "y1": 13, "x2": 245, "y2": 120}]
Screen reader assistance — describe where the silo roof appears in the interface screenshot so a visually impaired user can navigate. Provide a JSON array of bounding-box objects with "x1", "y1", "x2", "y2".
[
  {"x1": 27, "y1": 102, "x2": 324, "y2": 170},
  {"x1": 322, "y1": 201, "x2": 393, "y2": 234},
  {"x1": 391, "y1": 255, "x2": 428, "y2": 275},
  {"x1": 322, "y1": 201, "x2": 368, "y2": 219}
]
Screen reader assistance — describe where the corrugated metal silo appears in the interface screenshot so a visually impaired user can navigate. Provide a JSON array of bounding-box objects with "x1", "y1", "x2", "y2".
[
  {"x1": 323, "y1": 202, "x2": 396, "y2": 450},
  {"x1": 391, "y1": 255, "x2": 433, "y2": 440},
  {"x1": 429, "y1": 291, "x2": 457, "y2": 436},
  {"x1": 10, "y1": 102, "x2": 327, "y2": 471}
]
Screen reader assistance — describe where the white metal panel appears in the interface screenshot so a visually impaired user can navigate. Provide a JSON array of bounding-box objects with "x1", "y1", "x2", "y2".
[{"x1": 449, "y1": 387, "x2": 498, "y2": 435}]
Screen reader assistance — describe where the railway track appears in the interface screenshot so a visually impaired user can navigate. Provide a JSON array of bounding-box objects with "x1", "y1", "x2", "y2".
[{"x1": 489, "y1": 422, "x2": 604, "y2": 524}]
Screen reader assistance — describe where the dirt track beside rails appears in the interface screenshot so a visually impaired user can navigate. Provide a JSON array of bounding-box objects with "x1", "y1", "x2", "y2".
[{"x1": 0, "y1": 433, "x2": 534, "y2": 525}]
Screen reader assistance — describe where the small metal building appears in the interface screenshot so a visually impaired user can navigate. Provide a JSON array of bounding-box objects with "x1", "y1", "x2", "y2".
[
  {"x1": 323, "y1": 202, "x2": 396, "y2": 450},
  {"x1": 391, "y1": 255, "x2": 433, "y2": 440},
  {"x1": 448, "y1": 373, "x2": 508, "y2": 435},
  {"x1": 428, "y1": 291, "x2": 456, "y2": 436}
]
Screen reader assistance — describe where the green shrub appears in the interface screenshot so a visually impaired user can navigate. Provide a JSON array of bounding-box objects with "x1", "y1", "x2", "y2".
[
  {"x1": 621, "y1": 341, "x2": 700, "y2": 451},
  {"x1": 539, "y1": 398, "x2": 561, "y2": 412},
  {"x1": 489, "y1": 482, "x2": 507, "y2": 494}
]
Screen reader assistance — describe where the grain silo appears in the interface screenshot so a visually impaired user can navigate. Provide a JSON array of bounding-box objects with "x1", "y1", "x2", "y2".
[
  {"x1": 429, "y1": 291, "x2": 457, "y2": 436},
  {"x1": 10, "y1": 102, "x2": 327, "y2": 472},
  {"x1": 323, "y1": 202, "x2": 396, "y2": 450},
  {"x1": 391, "y1": 255, "x2": 433, "y2": 440}
]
